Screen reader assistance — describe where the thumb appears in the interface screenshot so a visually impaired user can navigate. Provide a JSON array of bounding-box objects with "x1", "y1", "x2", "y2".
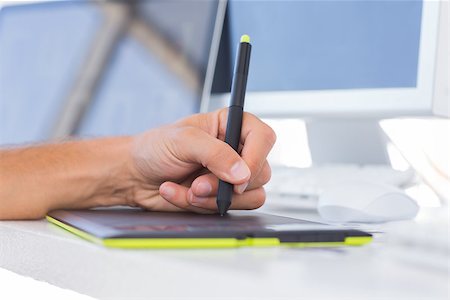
[{"x1": 173, "y1": 127, "x2": 250, "y2": 184}]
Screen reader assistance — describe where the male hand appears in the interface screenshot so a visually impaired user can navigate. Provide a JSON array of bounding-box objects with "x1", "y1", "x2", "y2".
[{"x1": 129, "y1": 108, "x2": 276, "y2": 213}]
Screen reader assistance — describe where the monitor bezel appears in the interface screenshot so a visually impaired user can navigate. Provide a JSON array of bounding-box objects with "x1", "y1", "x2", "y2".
[
  {"x1": 201, "y1": 0, "x2": 227, "y2": 109},
  {"x1": 205, "y1": 1, "x2": 443, "y2": 119}
]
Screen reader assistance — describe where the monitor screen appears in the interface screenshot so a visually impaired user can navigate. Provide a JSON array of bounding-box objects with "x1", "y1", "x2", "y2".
[{"x1": 227, "y1": 0, "x2": 423, "y2": 92}]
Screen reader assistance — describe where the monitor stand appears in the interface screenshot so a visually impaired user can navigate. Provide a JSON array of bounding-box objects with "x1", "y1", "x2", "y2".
[{"x1": 305, "y1": 119, "x2": 391, "y2": 165}]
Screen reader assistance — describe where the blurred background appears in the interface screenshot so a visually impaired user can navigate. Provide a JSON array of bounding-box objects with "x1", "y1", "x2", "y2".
[
  {"x1": 0, "y1": 0, "x2": 438, "y2": 142},
  {"x1": 0, "y1": 0, "x2": 448, "y2": 199},
  {"x1": 0, "y1": 0, "x2": 219, "y2": 143}
]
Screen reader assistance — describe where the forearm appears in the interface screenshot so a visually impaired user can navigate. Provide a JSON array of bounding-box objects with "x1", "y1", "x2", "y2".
[{"x1": 0, "y1": 137, "x2": 135, "y2": 220}]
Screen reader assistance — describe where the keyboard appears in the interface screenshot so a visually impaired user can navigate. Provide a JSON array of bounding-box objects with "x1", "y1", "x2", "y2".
[{"x1": 266, "y1": 164, "x2": 416, "y2": 198}]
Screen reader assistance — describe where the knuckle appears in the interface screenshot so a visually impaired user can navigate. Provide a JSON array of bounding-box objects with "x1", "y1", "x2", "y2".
[
  {"x1": 167, "y1": 126, "x2": 198, "y2": 148},
  {"x1": 250, "y1": 188, "x2": 266, "y2": 209},
  {"x1": 179, "y1": 126, "x2": 200, "y2": 140},
  {"x1": 244, "y1": 112, "x2": 277, "y2": 146},
  {"x1": 243, "y1": 111, "x2": 257, "y2": 121},
  {"x1": 208, "y1": 145, "x2": 232, "y2": 164},
  {"x1": 260, "y1": 165, "x2": 272, "y2": 185},
  {"x1": 264, "y1": 125, "x2": 277, "y2": 146},
  {"x1": 211, "y1": 142, "x2": 240, "y2": 165},
  {"x1": 246, "y1": 159, "x2": 262, "y2": 175}
]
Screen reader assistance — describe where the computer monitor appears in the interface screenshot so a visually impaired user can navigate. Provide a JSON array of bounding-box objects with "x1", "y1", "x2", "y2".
[
  {"x1": 205, "y1": 0, "x2": 448, "y2": 165},
  {"x1": 0, "y1": 0, "x2": 226, "y2": 143}
]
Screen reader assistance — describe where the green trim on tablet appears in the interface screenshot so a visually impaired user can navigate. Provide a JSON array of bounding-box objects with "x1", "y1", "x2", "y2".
[
  {"x1": 47, "y1": 216, "x2": 103, "y2": 245},
  {"x1": 343, "y1": 236, "x2": 373, "y2": 246},
  {"x1": 47, "y1": 215, "x2": 280, "y2": 248},
  {"x1": 103, "y1": 237, "x2": 281, "y2": 249},
  {"x1": 46, "y1": 215, "x2": 372, "y2": 249},
  {"x1": 282, "y1": 236, "x2": 373, "y2": 248}
]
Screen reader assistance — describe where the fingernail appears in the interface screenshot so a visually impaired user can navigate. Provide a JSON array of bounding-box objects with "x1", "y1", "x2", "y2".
[
  {"x1": 235, "y1": 182, "x2": 249, "y2": 194},
  {"x1": 230, "y1": 161, "x2": 250, "y2": 181},
  {"x1": 189, "y1": 195, "x2": 209, "y2": 206},
  {"x1": 160, "y1": 185, "x2": 175, "y2": 200},
  {"x1": 195, "y1": 182, "x2": 212, "y2": 197}
]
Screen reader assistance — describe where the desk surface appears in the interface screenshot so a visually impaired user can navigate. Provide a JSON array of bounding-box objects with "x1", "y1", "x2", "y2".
[{"x1": 1, "y1": 197, "x2": 449, "y2": 300}]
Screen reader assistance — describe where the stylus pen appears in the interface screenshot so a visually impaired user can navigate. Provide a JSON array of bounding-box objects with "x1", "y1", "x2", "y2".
[{"x1": 217, "y1": 34, "x2": 252, "y2": 216}]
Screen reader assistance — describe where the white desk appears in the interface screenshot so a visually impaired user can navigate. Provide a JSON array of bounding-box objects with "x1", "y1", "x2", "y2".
[{"x1": 1, "y1": 196, "x2": 449, "y2": 300}]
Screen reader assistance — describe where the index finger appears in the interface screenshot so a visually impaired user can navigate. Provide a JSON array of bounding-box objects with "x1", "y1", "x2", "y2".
[
  {"x1": 217, "y1": 109, "x2": 276, "y2": 185},
  {"x1": 179, "y1": 109, "x2": 277, "y2": 183}
]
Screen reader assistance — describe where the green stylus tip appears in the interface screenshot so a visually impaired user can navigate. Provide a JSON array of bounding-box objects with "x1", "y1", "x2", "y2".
[{"x1": 240, "y1": 34, "x2": 250, "y2": 43}]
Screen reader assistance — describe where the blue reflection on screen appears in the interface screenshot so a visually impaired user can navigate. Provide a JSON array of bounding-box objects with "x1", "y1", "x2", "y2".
[{"x1": 229, "y1": 0, "x2": 422, "y2": 91}]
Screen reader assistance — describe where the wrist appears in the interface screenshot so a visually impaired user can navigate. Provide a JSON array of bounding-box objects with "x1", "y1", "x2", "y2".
[{"x1": 75, "y1": 136, "x2": 138, "y2": 209}]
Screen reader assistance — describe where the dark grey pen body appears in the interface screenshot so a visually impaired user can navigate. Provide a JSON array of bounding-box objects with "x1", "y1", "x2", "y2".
[{"x1": 217, "y1": 35, "x2": 252, "y2": 216}]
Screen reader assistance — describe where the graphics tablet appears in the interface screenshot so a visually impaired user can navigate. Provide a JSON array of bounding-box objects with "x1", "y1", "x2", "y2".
[{"x1": 47, "y1": 208, "x2": 372, "y2": 249}]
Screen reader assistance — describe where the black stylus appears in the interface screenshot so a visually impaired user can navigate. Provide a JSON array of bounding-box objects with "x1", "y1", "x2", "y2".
[{"x1": 216, "y1": 34, "x2": 252, "y2": 216}]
